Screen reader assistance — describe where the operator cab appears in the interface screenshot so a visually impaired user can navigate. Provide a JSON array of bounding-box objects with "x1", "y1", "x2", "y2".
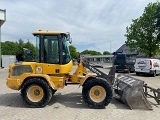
[{"x1": 33, "y1": 30, "x2": 72, "y2": 65}]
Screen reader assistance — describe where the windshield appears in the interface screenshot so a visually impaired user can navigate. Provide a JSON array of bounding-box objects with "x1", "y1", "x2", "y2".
[{"x1": 61, "y1": 35, "x2": 71, "y2": 64}]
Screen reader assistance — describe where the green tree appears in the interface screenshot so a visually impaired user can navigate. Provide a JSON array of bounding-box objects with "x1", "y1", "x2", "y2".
[
  {"x1": 1, "y1": 39, "x2": 36, "y2": 57},
  {"x1": 15, "y1": 39, "x2": 25, "y2": 54},
  {"x1": 1, "y1": 41, "x2": 18, "y2": 55},
  {"x1": 69, "y1": 45, "x2": 79, "y2": 59},
  {"x1": 103, "y1": 51, "x2": 110, "y2": 55},
  {"x1": 125, "y1": 2, "x2": 160, "y2": 57},
  {"x1": 81, "y1": 49, "x2": 101, "y2": 55}
]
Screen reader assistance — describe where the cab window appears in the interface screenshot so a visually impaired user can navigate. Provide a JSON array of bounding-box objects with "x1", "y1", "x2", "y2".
[{"x1": 44, "y1": 36, "x2": 59, "y2": 64}]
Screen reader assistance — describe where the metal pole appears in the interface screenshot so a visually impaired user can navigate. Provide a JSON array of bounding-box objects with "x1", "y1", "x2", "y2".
[
  {"x1": 110, "y1": 40, "x2": 111, "y2": 54},
  {"x1": 0, "y1": 26, "x2": 1, "y2": 67},
  {"x1": 0, "y1": 9, "x2": 6, "y2": 68}
]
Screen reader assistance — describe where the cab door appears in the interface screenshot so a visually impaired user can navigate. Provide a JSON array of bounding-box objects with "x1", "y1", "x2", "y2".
[{"x1": 42, "y1": 35, "x2": 61, "y2": 74}]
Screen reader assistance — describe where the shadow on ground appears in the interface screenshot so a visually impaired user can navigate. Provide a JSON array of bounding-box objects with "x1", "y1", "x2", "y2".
[
  {"x1": 0, "y1": 92, "x2": 131, "y2": 110},
  {"x1": 128, "y1": 73, "x2": 156, "y2": 77},
  {"x1": 48, "y1": 92, "x2": 89, "y2": 109},
  {"x1": 48, "y1": 92, "x2": 130, "y2": 110},
  {"x1": 0, "y1": 93, "x2": 25, "y2": 108},
  {"x1": 110, "y1": 98, "x2": 130, "y2": 110}
]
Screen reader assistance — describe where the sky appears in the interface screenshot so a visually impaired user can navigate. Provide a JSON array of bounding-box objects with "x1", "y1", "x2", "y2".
[{"x1": 0, "y1": 0, "x2": 158, "y2": 54}]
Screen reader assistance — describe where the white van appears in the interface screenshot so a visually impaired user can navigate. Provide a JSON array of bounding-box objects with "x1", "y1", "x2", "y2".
[{"x1": 134, "y1": 58, "x2": 160, "y2": 77}]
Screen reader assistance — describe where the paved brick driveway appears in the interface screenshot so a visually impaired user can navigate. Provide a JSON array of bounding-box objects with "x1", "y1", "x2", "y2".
[{"x1": 0, "y1": 68, "x2": 160, "y2": 120}]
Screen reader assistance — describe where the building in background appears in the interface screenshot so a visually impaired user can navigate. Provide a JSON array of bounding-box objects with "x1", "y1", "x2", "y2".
[
  {"x1": 80, "y1": 54, "x2": 114, "y2": 63},
  {"x1": 116, "y1": 44, "x2": 138, "y2": 54},
  {"x1": 80, "y1": 44, "x2": 138, "y2": 63}
]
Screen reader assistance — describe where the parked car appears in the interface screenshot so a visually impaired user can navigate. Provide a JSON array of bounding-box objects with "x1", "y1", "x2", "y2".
[
  {"x1": 113, "y1": 54, "x2": 136, "y2": 73},
  {"x1": 134, "y1": 58, "x2": 160, "y2": 77}
]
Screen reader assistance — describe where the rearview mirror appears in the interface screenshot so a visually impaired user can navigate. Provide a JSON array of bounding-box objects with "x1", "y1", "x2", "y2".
[
  {"x1": 65, "y1": 32, "x2": 70, "y2": 40},
  {"x1": 69, "y1": 38, "x2": 72, "y2": 44},
  {"x1": 65, "y1": 32, "x2": 72, "y2": 44}
]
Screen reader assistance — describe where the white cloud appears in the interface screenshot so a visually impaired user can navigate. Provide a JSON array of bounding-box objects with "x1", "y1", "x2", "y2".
[{"x1": 0, "y1": 0, "x2": 157, "y2": 53}]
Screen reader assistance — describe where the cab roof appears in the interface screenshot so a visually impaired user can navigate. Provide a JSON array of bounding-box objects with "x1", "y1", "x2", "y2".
[{"x1": 32, "y1": 30, "x2": 66, "y2": 35}]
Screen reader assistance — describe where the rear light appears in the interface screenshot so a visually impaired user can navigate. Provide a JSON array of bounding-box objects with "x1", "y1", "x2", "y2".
[
  {"x1": 150, "y1": 60, "x2": 152, "y2": 69},
  {"x1": 134, "y1": 59, "x2": 136, "y2": 65}
]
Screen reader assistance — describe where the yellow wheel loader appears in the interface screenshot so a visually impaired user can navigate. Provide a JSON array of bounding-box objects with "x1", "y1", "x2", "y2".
[{"x1": 6, "y1": 30, "x2": 160, "y2": 110}]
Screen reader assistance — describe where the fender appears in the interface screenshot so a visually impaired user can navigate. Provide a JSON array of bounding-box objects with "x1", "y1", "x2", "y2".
[
  {"x1": 80, "y1": 72, "x2": 97, "y2": 86},
  {"x1": 21, "y1": 74, "x2": 56, "y2": 90}
]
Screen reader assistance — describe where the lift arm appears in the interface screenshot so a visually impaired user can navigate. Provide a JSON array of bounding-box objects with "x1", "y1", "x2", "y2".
[{"x1": 82, "y1": 59, "x2": 116, "y2": 85}]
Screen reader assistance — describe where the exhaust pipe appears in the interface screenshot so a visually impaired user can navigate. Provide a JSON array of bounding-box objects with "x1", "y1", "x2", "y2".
[{"x1": 114, "y1": 74, "x2": 152, "y2": 110}]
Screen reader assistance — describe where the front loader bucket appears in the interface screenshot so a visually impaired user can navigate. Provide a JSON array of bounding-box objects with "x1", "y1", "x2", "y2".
[{"x1": 114, "y1": 74, "x2": 152, "y2": 110}]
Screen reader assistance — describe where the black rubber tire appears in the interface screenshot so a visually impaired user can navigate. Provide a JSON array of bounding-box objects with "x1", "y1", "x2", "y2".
[
  {"x1": 82, "y1": 77, "x2": 113, "y2": 109},
  {"x1": 152, "y1": 71, "x2": 156, "y2": 77},
  {"x1": 52, "y1": 89, "x2": 57, "y2": 95},
  {"x1": 21, "y1": 78, "x2": 52, "y2": 108},
  {"x1": 127, "y1": 69, "x2": 130, "y2": 74}
]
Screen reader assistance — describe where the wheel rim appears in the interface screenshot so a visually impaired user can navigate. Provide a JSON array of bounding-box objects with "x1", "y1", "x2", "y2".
[
  {"x1": 89, "y1": 85, "x2": 106, "y2": 103},
  {"x1": 27, "y1": 85, "x2": 44, "y2": 102}
]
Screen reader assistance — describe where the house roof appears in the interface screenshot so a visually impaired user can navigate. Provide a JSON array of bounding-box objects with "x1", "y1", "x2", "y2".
[{"x1": 116, "y1": 44, "x2": 129, "y2": 52}]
